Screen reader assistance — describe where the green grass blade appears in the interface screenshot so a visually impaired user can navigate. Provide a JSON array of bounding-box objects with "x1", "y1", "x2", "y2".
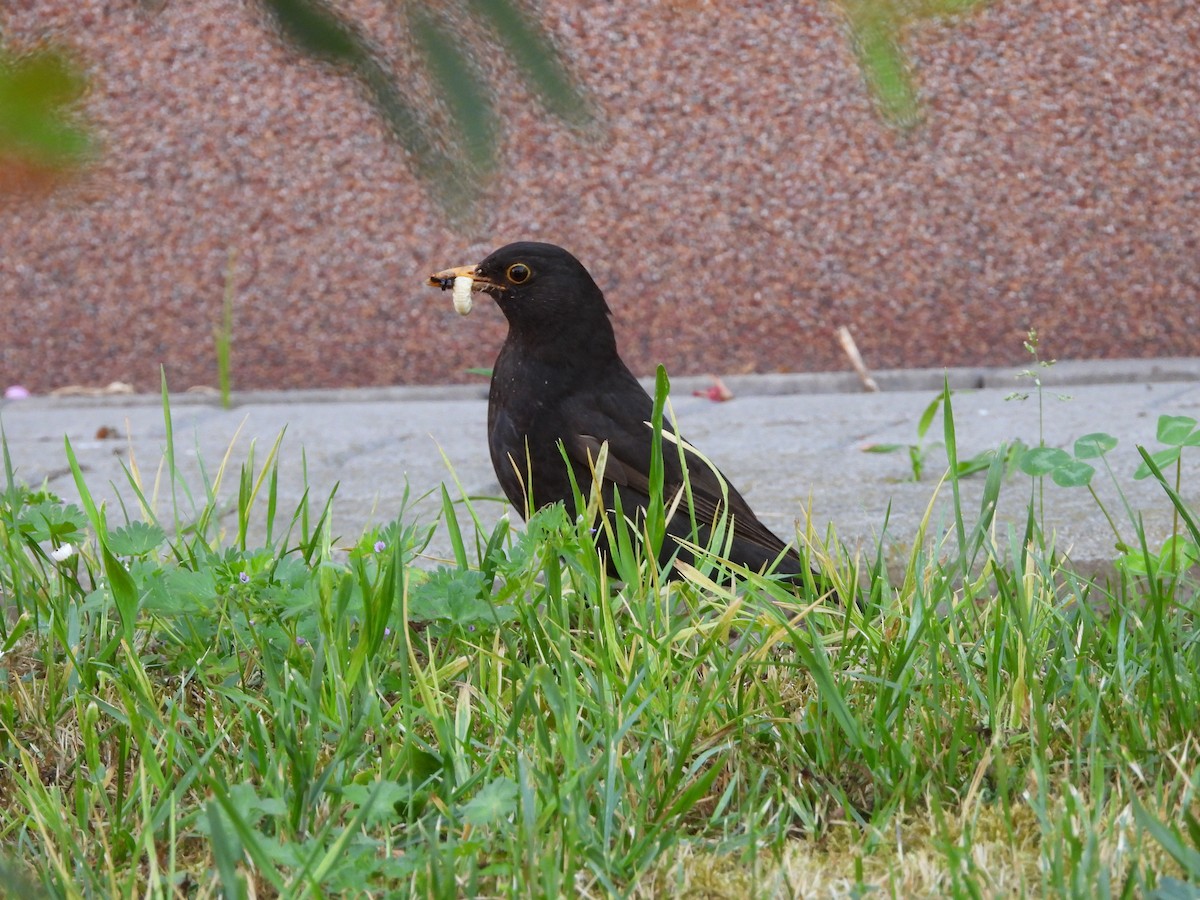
[{"x1": 1135, "y1": 446, "x2": 1200, "y2": 548}]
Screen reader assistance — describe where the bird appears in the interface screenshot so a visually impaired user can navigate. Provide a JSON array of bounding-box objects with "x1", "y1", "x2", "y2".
[{"x1": 427, "y1": 241, "x2": 827, "y2": 592}]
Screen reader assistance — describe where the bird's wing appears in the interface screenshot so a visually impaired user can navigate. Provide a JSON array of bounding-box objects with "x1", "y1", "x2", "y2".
[{"x1": 561, "y1": 379, "x2": 797, "y2": 562}]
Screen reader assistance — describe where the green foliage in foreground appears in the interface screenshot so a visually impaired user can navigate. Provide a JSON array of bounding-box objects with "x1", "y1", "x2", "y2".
[
  {"x1": 1, "y1": 376, "x2": 1199, "y2": 898},
  {"x1": 0, "y1": 43, "x2": 94, "y2": 191}
]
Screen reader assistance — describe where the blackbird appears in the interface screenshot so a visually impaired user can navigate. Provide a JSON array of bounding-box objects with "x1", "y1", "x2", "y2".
[{"x1": 428, "y1": 241, "x2": 825, "y2": 589}]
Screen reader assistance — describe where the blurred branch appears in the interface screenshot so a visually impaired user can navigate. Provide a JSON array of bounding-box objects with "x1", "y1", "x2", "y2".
[
  {"x1": 257, "y1": 0, "x2": 592, "y2": 216},
  {"x1": 2, "y1": 0, "x2": 996, "y2": 207}
]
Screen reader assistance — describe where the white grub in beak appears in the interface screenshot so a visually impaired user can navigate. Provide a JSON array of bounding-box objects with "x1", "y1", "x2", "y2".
[{"x1": 452, "y1": 275, "x2": 474, "y2": 316}]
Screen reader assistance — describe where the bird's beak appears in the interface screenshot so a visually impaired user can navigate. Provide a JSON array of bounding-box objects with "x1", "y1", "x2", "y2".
[{"x1": 427, "y1": 264, "x2": 500, "y2": 294}]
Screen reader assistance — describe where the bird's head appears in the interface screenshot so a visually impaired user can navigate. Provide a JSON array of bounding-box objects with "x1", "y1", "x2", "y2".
[{"x1": 428, "y1": 242, "x2": 613, "y2": 336}]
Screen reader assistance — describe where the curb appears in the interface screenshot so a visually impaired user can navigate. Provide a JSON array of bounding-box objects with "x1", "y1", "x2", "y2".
[{"x1": 4, "y1": 358, "x2": 1199, "y2": 411}]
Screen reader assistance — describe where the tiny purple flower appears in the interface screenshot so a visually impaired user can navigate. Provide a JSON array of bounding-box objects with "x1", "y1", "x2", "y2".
[
  {"x1": 384, "y1": 627, "x2": 392, "y2": 636},
  {"x1": 239, "y1": 572, "x2": 250, "y2": 584},
  {"x1": 296, "y1": 636, "x2": 306, "y2": 646},
  {"x1": 374, "y1": 540, "x2": 386, "y2": 553}
]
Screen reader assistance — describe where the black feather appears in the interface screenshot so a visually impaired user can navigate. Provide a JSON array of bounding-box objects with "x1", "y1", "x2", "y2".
[{"x1": 443, "y1": 241, "x2": 828, "y2": 591}]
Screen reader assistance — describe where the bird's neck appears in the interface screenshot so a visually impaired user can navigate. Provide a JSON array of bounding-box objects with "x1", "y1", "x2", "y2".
[{"x1": 505, "y1": 314, "x2": 619, "y2": 370}]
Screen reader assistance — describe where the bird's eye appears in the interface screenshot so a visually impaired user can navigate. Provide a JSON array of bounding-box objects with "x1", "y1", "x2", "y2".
[{"x1": 506, "y1": 263, "x2": 531, "y2": 284}]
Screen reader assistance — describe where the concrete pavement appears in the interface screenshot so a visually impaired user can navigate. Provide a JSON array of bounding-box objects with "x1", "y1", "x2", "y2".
[{"x1": 3, "y1": 359, "x2": 1200, "y2": 575}]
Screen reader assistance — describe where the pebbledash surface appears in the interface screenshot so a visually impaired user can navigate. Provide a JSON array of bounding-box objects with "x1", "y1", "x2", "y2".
[{"x1": 1, "y1": 0, "x2": 1198, "y2": 394}]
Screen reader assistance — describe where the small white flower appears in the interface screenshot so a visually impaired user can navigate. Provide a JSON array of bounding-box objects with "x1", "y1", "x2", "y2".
[
  {"x1": 452, "y1": 275, "x2": 474, "y2": 316},
  {"x1": 49, "y1": 543, "x2": 76, "y2": 562}
]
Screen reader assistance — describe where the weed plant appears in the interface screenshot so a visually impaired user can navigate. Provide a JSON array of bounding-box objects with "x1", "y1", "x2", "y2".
[{"x1": 0, "y1": 370, "x2": 1198, "y2": 898}]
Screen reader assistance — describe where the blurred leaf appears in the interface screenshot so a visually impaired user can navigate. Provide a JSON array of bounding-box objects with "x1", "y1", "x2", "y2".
[
  {"x1": 955, "y1": 449, "x2": 996, "y2": 477},
  {"x1": 467, "y1": 0, "x2": 591, "y2": 127},
  {"x1": 1156, "y1": 415, "x2": 1199, "y2": 447},
  {"x1": 838, "y1": 0, "x2": 994, "y2": 130},
  {"x1": 849, "y1": 6, "x2": 921, "y2": 128},
  {"x1": 396, "y1": 740, "x2": 442, "y2": 783},
  {"x1": 101, "y1": 538, "x2": 141, "y2": 644},
  {"x1": 911, "y1": 0, "x2": 991, "y2": 14},
  {"x1": 341, "y1": 780, "x2": 418, "y2": 825},
  {"x1": 107, "y1": 521, "x2": 167, "y2": 558},
  {"x1": 461, "y1": 777, "x2": 518, "y2": 827},
  {"x1": 16, "y1": 501, "x2": 88, "y2": 544},
  {"x1": 915, "y1": 394, "x2": 944, "y2": 440},
  {"x1": 1073, "y1": 432, "x2": 1118, "y2": 459},
  {"x1": 138, "y1": 565, "x2": 218, "y2": 614},
  {"x1": 0, "y1": 44, "x2": 95, "y2": 195},
  {"x1": 1049, "y1": 459, "x2": 1095, "y2": 488},
  {"x1": 1113, "y1": 549, "x2": 1154, "y2": 579},
  {"x1": 407, "y1": 566, "x2": 507, "y2": 625},
  {"x1": 198, "y1": 784, "x2": 288, "y2": 844},
  {"x1": 411, "y1": 7, "x2": 498, "y2": 174},
  {"x1": 1018, "y1": 446, "x2": 1070, "y2": 477},
  {"x1": 229, "y1": 782, "x2": 288, "y2": 821},
  {"x1": 345, "y1": 740, "x2": 444, "y2": 818},
  {"x1": 499, "y1": 503, "x2": 570, "y2": 573},
  {"x1": 1, "y1": 613, "x2": 33, "y2": 656},
  {"x1": 1133, "y1": 447, "x2": 1181, "y2": 481},
  {"x1": 259, "y1": 0, "x2": 363, "y2": 64},
  {"x1": 1156, "y1": 536, "x2": 1200, "y2": 577}
]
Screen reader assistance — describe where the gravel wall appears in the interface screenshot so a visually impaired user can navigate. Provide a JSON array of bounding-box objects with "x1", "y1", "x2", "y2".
[{"x1": 2, "y1": 0, "x2": 1197, "y2": 393}]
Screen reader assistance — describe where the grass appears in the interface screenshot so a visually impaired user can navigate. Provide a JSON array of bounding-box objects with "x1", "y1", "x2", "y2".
[
  {"x1": 1, "y1": 371, "x2": 1199, "y2": 898},
  {"x1": 214, "y1": 250, "x2": 237, "y2": 410}
]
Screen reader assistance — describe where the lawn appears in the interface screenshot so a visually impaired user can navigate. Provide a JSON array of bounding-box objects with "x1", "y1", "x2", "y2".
[{"x1": 1, "y1": 376, "x2": 1198, "y2": 898}]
